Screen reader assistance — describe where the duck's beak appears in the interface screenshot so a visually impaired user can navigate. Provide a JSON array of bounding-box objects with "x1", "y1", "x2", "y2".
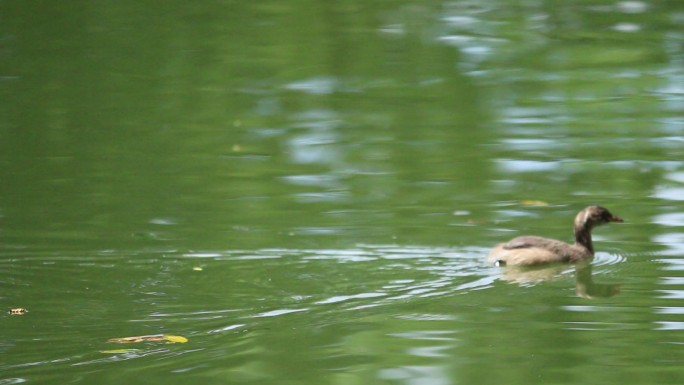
[{"x1": 611, "y1": 215, "x2": 624, "y2": 223}]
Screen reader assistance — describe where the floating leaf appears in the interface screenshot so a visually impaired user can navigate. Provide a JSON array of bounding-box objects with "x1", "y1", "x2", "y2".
[
  {"x1": 108, "y1": 334, "x2": 188, "y2": 344},
  {"x1": 193, "y1": 266, "x2": 203, "y2": 271},
  {"x1": 163, "y1": 335, "x2": 188, "y2": 343},
  {"x1": 108, "y1": 335, "x2": 156, "y2": 343},
  {"x1": 520, "y1": 200, "x2": 549, "y2": 207},
  {"x1": 100, "y1": 349, "x2": 140, "y2": 354}
]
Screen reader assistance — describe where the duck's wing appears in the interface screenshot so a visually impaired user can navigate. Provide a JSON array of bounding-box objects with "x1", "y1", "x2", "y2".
[{"x1": 501, "y1": 236, "x2": 562, "y2": 250}]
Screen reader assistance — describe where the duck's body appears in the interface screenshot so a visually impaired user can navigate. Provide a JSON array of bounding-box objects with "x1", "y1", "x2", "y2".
[{"x1": 487, "y1": 206, "x2": 622, "y2": 266}]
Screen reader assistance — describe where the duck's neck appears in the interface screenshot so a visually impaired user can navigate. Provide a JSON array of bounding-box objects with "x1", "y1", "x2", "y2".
[{"x1": 574, "y1": 223, "x2": 594, "y2": 254}]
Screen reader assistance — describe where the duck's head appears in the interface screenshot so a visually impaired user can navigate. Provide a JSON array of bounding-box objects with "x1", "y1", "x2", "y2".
[{"x1": 575, "y1": 205, "x2": 623, "y2": 229}]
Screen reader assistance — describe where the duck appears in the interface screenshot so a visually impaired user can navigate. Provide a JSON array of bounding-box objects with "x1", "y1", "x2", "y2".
[{"x1": 487, "y1": 205, "x2": 623, "y2": 266}]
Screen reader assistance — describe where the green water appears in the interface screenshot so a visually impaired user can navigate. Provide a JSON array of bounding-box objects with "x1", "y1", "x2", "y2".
[{"x1": 2, "y1": 1, "x2": 684, "y2": 384}]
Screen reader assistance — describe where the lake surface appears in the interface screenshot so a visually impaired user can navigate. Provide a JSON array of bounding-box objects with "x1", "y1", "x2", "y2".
[{"x1": 2, "y1": 1, "x2": 684, "y2": 384}]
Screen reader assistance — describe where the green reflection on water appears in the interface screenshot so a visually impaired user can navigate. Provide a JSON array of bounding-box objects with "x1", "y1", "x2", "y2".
[{"x1": 1, "y1": 0, "x2": 684, "y2": 384}]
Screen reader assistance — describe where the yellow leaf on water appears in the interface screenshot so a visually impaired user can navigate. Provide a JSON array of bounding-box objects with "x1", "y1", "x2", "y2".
[
  {"x1": 163, "y1": 335, "x2": 188, "y2": 343},
  {"x1": 108, "y1": 334, "x2": 188, "y2": 344},
  {"x1": 520, "y1": 200, "x2": 549, "y2": 207},
  {"x1": 193, "y1": 266, "x2": 203, "y2": 271}
]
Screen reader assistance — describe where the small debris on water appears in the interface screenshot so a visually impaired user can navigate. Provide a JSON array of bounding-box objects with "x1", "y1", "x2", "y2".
[{"x1": 520, "y1": 200, "x2": 549, "y2": 207}]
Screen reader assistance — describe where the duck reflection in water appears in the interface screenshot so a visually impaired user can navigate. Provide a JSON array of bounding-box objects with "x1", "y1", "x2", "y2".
[
  {"x1": 488, "y1": 205, "x2": 623, "y2": 298},
  {"x1": 499, "y1": 260, "x2": 621, "y2": 299}
]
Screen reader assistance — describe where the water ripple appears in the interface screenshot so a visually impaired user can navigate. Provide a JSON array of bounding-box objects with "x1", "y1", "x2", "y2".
[{"x1": 593, "y1": 252, "x2": 628, "y2": 266}]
